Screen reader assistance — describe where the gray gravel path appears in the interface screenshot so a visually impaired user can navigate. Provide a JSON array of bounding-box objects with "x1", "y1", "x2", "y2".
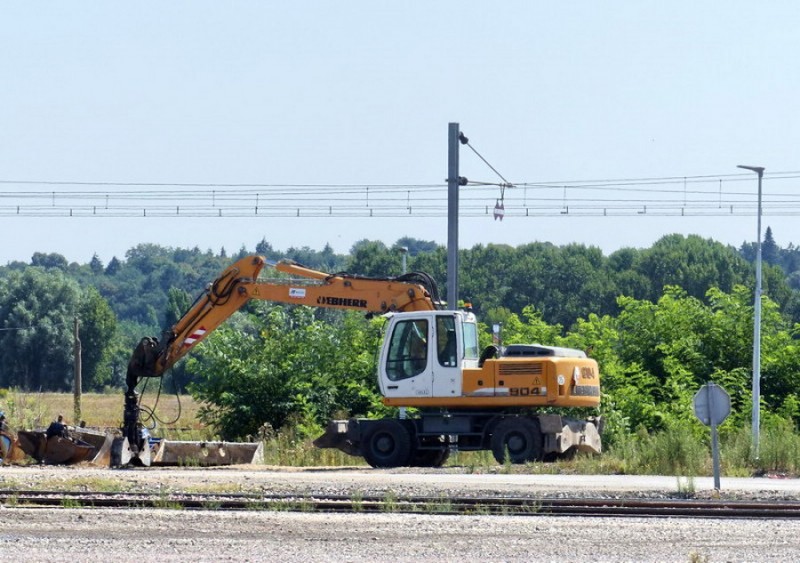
[
  {"x1": 0, "y1": 507, "x2": 798, "y2": 562},
  {"x1": 0, "y1": 466, "x2": 799, "y2": 561}
]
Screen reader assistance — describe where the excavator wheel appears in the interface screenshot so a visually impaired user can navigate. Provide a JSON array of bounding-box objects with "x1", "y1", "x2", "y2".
[
  {"x1": 361, "y1": 420, "x2": 412, "y2": 468},
  {"x1": 490, "y1": 417, "x2": 543, "y2": 464}
]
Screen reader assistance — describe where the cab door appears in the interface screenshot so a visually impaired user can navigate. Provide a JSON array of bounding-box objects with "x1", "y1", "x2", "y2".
[
  {"x1": 431, "y1": 314, "x2": 462, "y2": 398},
  {"x1": 379, "y1": 315, "x2": 433, "y2": 399}
]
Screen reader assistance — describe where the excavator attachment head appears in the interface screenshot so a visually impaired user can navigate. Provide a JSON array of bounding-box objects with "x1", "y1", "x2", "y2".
[
  {"x1": 111, "y1": 435, "x2": 150, "y2": 467},
  {"x1": 111, "y1": 435, "x2": 263, "y2": 467}
]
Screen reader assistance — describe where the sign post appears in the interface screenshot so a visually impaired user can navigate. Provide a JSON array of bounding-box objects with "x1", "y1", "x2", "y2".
[{"x1": 693, "y1": 382, "x2": 731, "y2": 490}]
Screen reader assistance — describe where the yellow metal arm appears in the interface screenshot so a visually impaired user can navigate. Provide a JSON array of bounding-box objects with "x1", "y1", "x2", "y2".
[{"x1": 126, "y1": 255, "x2": 439, "y2": 385}]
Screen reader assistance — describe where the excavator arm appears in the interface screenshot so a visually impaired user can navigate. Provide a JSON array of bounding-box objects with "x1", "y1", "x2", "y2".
[
  {"x1": 119, "y1": 254, "x2": 440, "y2": 463},
  {"x1": 127, "y1": 255, "x2": 440, "y2": 384}
]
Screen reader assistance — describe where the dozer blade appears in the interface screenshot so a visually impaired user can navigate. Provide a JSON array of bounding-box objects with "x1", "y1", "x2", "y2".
[{"x1": 150, "y1": 440, "x2": 264, "y2": 466}]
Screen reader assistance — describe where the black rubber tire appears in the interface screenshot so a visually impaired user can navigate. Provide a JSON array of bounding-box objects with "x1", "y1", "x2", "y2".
[
  {"x1": 490, "y1": 417, "x2": 543, "y2": 464},
  {"x1": 361, "y1": 420, "x2": 412, "y2": 468},
  {"x1": 410, "y1": 447, "x2": 450, "y2": 468}
]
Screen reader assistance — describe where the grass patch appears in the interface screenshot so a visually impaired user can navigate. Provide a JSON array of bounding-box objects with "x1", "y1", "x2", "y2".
[
  {"x1": 153, "y1": 492, "x2": 183, "y2": 510},
  {"x1": 260, "y1": 425, "x2": 364, "y2": 467},
  {"x1": 0, "y1": 389, "x2": 206, "y2": 439},
  {"x1": 267, "y1": 497, "x2": 314, "y2": 512},
  {"x1": 381, "y1": 490, "x2": 398, "y2": 513},
  {"x1": 688, "y1": 551, "x2": 709, "y2": 563},
  {"x1": 350, "y1": 491, "x2": 364, "y2": 512},
  {"x1": 676, "y1": 476, "x2": 696, "y2": 495},
  {"x1": 35, "y1": 476, "x2": 132, "y2": 493},
  {"x1": 425, "y1": 494, "x2": 452, "y2": 514},
  {"x1": 184, "y1": 482, "x2": 253, "y2": 495},
  {"x1": 603, "y1": 422, "x2": 705, "y2": 476},
  {"x1": 446, "y1": 450, "x2": 494, "y2": 473},
  {"x1": 757, "y1": 418, "x2": 800, "y2": 473}
]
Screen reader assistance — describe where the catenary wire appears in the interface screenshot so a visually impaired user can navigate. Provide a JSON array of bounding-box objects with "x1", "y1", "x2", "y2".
[{"x1": 0, "y1": 172, "x2": 798, "y2": 218}]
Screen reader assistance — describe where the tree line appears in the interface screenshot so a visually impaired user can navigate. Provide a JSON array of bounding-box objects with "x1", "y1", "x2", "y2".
[{"x1": 1, "y1": 229, "x2": 799, "y2": 442}]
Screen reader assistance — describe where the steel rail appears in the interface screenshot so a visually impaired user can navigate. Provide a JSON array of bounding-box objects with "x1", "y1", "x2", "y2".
[{"x1": 1, "y1": 490, "x2": 800, "y2": 519}]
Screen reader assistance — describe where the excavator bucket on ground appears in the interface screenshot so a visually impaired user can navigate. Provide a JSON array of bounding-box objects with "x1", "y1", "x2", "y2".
[
  {"x1": 72, "y1": 427, "x2": 116, "y2": 465},
  {"x1": 14, "y1": 426, "x2": 262, "y2": 467},
  {"x1": 16, "y1": 428, "x2": 113, "y2": 466},
  {"x1": 149, "y1": 440, "x2": 264, "y2": 466}
]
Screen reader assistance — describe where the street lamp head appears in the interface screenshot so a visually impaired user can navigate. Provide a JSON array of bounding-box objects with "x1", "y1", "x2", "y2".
[{"x1": 737, "y1": 165, "x2": 765, "y2": 176}]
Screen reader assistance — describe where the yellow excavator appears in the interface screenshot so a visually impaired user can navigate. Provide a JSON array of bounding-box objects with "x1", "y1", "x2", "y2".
[{"x1": 115, "y1": 255, "x2": 602, "y2": 468}]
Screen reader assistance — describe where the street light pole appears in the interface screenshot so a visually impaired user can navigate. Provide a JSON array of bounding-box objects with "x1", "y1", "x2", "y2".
[{"x1": 738, "y1": 164, "x2": 765, "y2": 459}]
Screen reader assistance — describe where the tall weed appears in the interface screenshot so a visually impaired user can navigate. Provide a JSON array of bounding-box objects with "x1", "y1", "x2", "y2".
[
  {"x1": 719, "y1": 425, "x2": 754, "y2": 477},
  {"x1": 608, "y1": 422, "x2": 705, "y2": 475},
  {"x1": 757, "y1": 417, "x2": 800, "y2": 473}
]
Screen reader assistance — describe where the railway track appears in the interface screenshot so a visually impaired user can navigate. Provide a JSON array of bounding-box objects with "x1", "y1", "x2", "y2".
[{"x1": 2, "y1": 489, "x2": 800, "y2": 518}]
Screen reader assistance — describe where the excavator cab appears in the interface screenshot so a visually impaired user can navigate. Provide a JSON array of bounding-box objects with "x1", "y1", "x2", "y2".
[{"x1": 378, "y1": 311, "x2": 478, "y2": 400}]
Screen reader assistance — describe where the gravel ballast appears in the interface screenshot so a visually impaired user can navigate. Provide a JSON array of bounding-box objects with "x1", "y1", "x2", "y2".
[{"x1": 1, "y1": 466, "x2": 799, "y2": 561}]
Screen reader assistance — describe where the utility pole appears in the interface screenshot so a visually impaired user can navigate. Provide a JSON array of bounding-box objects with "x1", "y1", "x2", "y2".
[
  {"x1": 73, "y1": 316, "x2": 82, "y2": 424},
  {"x1": 447, "y1": 123, "x2": 467, "y2": 308}
]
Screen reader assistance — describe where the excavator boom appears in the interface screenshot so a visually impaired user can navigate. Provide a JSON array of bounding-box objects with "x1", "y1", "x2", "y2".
[{"x1": 127, "y1": 255, "x2": 440, "y2": 382}]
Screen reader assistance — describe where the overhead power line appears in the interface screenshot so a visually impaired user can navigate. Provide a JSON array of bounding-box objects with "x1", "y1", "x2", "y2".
[{"x1": 0, "y1": 172, "x2": 799, "y2": 219}]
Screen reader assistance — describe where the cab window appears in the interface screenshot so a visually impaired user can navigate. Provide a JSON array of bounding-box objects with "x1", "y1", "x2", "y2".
[
  {"x1": 385, "y1": 319, "x2": 429, "y2": 381},
  {"x1": 462, "y1": 320, "x2": 479, "y2": 360},
  {"x1": 436, "y1": 316, "x2": 457, "y2": 367}
]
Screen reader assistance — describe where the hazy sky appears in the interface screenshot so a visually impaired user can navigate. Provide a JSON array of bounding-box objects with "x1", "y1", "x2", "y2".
[{"x1": 2, "y1": 2, "x2": 799, "y2": 265}]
